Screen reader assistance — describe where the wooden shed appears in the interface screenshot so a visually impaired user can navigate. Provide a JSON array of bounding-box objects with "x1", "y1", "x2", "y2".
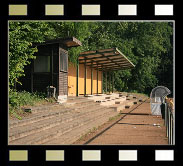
[
  {"x1": 17, "y1": 38, "x2": 135, "y2": 103},
  {"x1": 17, "y1": 37, "x2": 82, "y2": 102}
]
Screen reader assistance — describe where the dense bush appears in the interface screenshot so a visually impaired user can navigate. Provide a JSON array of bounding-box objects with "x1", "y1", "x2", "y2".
[{"x1": 9, "y1": 89, "x2": 46, "y2": 109}]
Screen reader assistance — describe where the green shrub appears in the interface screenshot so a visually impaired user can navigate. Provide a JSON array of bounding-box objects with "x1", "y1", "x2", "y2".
[{"x1": 9, "y1": 89, "x2": 46, "y2": 109}]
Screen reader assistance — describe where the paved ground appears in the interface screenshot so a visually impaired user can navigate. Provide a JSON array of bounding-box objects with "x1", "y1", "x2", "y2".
[{"x1": 74, "y1": 99, "x2": 168, "y2": 145}]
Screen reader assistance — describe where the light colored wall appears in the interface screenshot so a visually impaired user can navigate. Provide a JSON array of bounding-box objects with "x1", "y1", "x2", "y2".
[
  {"x1": 68, "y1": 63, "x2": 77, "y2": 96},
  {"x1": 79, "y1": 64, "x2": 84, "y2": 95},
  {"x1": 93, "y1": 69, "x2": 97, "y2": 94},
  {"x1": 86, "y1": 66, "x2": 91, "y2": 94},
  {"x1": 98, "y1": 71, "x2": 102, "y2": 93},
  {"x1": 68, "y1": 63, "x2": 102, "y2": 96}
]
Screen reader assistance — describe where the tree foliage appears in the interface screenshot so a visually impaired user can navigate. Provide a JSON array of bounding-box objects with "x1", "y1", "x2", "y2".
[
  {"x1": 9, "y1": 22, "x2": 56, "y2": 86},
  {"x1": 9, "y1": 21, "x2": 173, "y2": 95}
]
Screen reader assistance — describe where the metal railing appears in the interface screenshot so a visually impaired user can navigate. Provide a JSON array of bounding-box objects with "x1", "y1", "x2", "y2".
[{"x1": 164, "y1": 98, "x2": 175, "y2": 145}]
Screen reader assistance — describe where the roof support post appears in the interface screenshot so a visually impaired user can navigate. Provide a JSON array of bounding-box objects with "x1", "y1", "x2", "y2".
[
  {"x1": 91, "y1": 61, "x2": 93, "y2": 95},
  {"x1": 76, "y1": 57, "x2": 79, "y2": 96},
  {"x1": 112, "y1": 71, "x2": 114, "y2": 93},
  {"x1": 105, "y1": 71, "x2": 107, "y2": 94},
  {"x1": 51, "y1": 48, "x2": 53, "y2": 86},
  {"x1": 101, "y1": 67, "x2": 103, "y2": 94},
  {"x1": 31, "y1": 60, "x2": 34, "y2": 93},
  {"x1": 109, "y1": 72, "x2": 111, "y2": 94},
  {"x1": 84, "y1": 58, "x2": 87, "y2": 96},
  {"x1": 97, "y1": 64, "x2": 99, "y2": 95}
]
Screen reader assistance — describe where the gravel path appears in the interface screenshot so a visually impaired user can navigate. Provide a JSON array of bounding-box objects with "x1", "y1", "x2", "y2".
[{"x1": 74, "y1": 99, "x2": 168, "y2": 145}]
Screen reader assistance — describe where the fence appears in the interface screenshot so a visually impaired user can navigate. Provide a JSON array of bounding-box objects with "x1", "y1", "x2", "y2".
[{"x1": 164, "y1": 98, "x2": 175, "y2": 145}]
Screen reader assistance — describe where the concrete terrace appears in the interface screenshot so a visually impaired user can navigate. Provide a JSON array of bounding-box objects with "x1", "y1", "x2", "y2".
[
  {"x1": 78, "y1": 99, "x2": 168, "y2": 145},
  {"x1": 8, "y1": 93, "x2": 168, "y2": 145}
]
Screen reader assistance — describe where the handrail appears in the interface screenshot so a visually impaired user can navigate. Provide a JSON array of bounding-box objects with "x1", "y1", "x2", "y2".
[
  {"x1": 165, "y1": 97, "x2": 174, "y2": 108},
  {"x1": 164, "y1": 97, "x2": 175, "y2": 145}
]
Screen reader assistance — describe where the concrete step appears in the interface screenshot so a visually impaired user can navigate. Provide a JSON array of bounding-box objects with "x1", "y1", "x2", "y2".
[
  {"x1": 9, "y1": 103, "x2": 103, "y2": 142},
  {"x1": 100, "y1": 96, "x2": 126, "y2": 106},
  {"x1": 9, "y1": 107, "x2": 115, "y2": 145},
  {"x1": 9, "y1": 101, "x2": 99, "y2": 129},
  {"x1": 110, "y1": 98, "x2": 136, "y2": 112},
  {"x1": 9, "y1": 105, "x2": 67, "y2": 128},
  {"x1": 125, "y1": 100, "x2": 135, "y2": 108},
  {"x1": 110, "y1": 104, "x2": 125, "y2": 112},
  {"x1": 66, "y1": 98, "x2": 94, "y2": 105},
  {"x1": 87, "y1": 93, "x2": 120, "y2": 102},
  {"x1": 18, "y1": 103, "x2": 65, "y2": 114},
  {"x1": 43, "y1": 110, "x2": 118, "y2": 144},
  {"x1": 120, "y1": 92, "x2": 128, "y2": 96},
  {"x1": 9, "y1": 104, "x2": 66, "y2": 127}
]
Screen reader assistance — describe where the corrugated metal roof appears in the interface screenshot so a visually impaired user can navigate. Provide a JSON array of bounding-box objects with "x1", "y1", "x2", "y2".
[{"x1": 79, "y1": 48, "x2": 135, "y2": 71}]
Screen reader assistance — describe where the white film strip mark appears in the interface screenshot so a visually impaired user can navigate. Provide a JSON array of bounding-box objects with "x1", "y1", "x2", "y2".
[
  {"x1": 82, "y1": 150, "x2": 101, "y2": 161},
  {"x1": 9, "y1": 150, "x2": 28, "y2": 161},
  {"x1": 46, "y1": 150, "x2": 64, "y2": 161},
  {"x1": 119, "y1": 150, "x2": 138, "y2": 161},
  {"x1": 155, "y1": 150, "x2": 174, "y2": 161},
  {"x1": 8, "y1": 150, "x2": 175, "y2": 161},
  {"x1": 82, "y1": 5, "x2": 100, "y2": 16},
  {"x1": 118, "y1": 5, "x2": 137, "y2": 16},
  {"x1": 155, "y1": 4, "x2": 174, "y2": 16},
  {"x1": 9, "y1": 4, "x2": 28, "y2": 16},
  {"x1": 8, "y1": 4, "x2": 174, "y2": 16},
  {"x1": 45, "y1": 5, "x2": 64, "y2": 16}
]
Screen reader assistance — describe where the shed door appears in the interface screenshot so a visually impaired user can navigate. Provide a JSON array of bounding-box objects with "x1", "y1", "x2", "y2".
[{"x1": 59, "y1": 49, "x2": 68, "y2": 96}]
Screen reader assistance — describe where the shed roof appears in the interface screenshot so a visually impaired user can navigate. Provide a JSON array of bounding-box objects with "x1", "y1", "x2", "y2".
[
  {"x1": 34, "y1": 37, "x2": 82, "y2": 48},
  {"x1": 79, "y1": 48, "x2": 135, "y2": 71}
]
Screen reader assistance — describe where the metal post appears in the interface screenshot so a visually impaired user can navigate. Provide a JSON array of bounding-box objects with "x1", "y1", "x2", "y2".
[
  {"x1": 76, "y1": 57, "x2": 79, "y2": 96},
  {"x1": 97, "y1": 65, "x2": 99, "y2": 95},
  {"x1": 168, "y1": 109, "x2": 171, "y2": 144},
  {"x1": 51, "y1": 48, "x2": 53, "y2": 85},
  {"x1": 173, "y1": 111, "x2": 175, "y2": 145},
  {"x1": 171, "y1": 114, "x2": 173, "y2": 145},
  {"x1": 101, "y1": 68, "x2": 103, "y2": 94},
  {"x1": 112, "y1": 71, "x2": 114, "y2": 93},
  {"x1": 31, "y1": 60, "x2": 34, "y2": 93},
  {"x1": 109, "y1": 72, "x2": 111, "y2": 93},
  {"x1": 105, "y1": 71, "x2": 107, "y2": 93},
  {"x1": 165, "y1": 103, "x2": 167, "y2": 126},
  {"x1": 84, "y1": 58, "x2": 87, "y2": 96},
  {"x1": 166, "y1": 103, "x2": 169, "y2": 138},
  {"x1": 91, "y1": 61, "x2": 93, "y2": 95},
  {"x1": 168, "y1": 108, "x2": 169, "y2": 143},
  {"x1": 170, "y1": 113, "x2": 172, "y2": 144}
]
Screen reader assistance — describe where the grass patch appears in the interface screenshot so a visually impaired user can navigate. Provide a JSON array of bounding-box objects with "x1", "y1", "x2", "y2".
[
  {"x1": 77, "y1": 114, "x2": 122, "y2": 142},
  {"x1": 108, "y1": 113, "x2": 121, "y2": 121},
  {"x1": 78, "y1": 126, "x2": 99, "y2": 141},
  {"x1": 126, "y1": 91, "x2": 149, "y2": 97},
  {"x1": 9, "y1": 89, "x2": 56, "y2": 119},
  {"x1": 114, "y1": 91, "x2": 149, "y2": 97}
]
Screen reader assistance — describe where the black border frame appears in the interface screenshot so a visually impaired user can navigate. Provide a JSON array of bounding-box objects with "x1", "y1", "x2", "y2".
[{"x1": 0, "y1": 0, "x2": 180, "y2": 166}]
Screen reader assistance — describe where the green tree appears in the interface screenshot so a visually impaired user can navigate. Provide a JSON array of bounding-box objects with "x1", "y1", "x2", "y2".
[
  {"x1": 9, "y1": 21, "x2": 57, "y2": 87},
  {"x1": 9, "y1": 21, "x2": 173, "y2": 95}
]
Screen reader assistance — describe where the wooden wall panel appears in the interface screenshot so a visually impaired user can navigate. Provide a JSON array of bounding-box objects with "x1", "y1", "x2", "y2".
[
  {"x1": 86, "y1": 66, "x2": 91, "y2": 94},
  {"x1": 59, "y1": 72, "x2": 68, "y2": 96},
  {"x1": 68, "y1": 63, "x2": 77, "y2": 96},
  {"x1": 68, "y1": 63, "x2": 103, "y2": 96},
  {"x1": 93, "y1": 70, "x2": 97, "y2": 94},
  {"x1": 79, "y1": 64, "x2": 85, "y2": 95},
  {"x1": 98, "y1": 71, "x2": 102, "y2": 93}
]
